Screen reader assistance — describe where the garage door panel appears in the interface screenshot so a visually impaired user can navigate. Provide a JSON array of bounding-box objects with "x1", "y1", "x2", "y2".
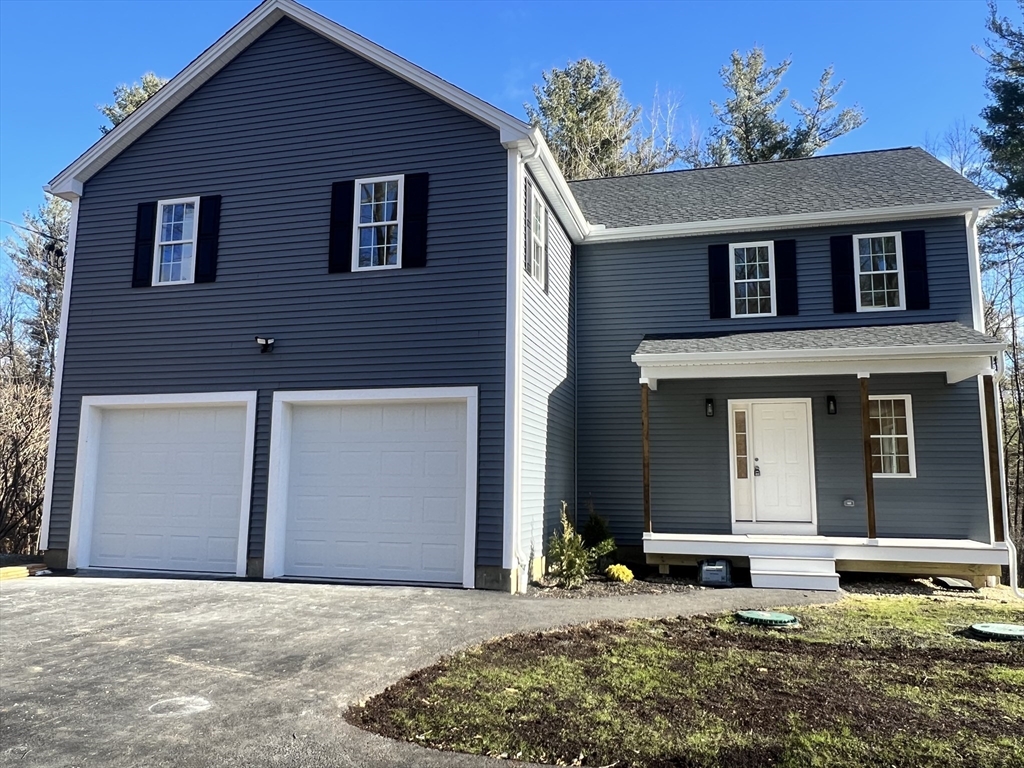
[
  {"x1": 282, "y1": 400, "x2": 468, "y2": 584},
  {"x1": 88, "y1": 404, "x2": 247, "y2": 573}
]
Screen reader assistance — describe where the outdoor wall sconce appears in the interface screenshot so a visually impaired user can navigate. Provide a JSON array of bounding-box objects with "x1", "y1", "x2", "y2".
[
  {"x1": 255, "y1": 336, "x2": 275, "y2": 354},
  {"x1": 705, "y1": 398, "x2": 715, "y2": 417},
  {"x1": 827, "y1": 395, "x2": 838, "y2": 415}
]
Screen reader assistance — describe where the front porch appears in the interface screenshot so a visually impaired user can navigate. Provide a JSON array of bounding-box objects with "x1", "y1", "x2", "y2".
[
  {"x1": 633, "y1": 323, "x2": 1010, "y2": 591},
  {"x1": 644, "y1": 532, "x2": 1009, "y2": 590}
]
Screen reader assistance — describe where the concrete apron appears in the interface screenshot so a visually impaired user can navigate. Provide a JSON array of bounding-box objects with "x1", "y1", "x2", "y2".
[{"x1": 0, "y1": 577, "x2": 837, "y2": 768}]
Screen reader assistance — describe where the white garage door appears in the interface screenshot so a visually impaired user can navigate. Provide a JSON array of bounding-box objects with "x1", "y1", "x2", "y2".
[
  {"x1": 88, "y1": 405, "x2": 248, "y2": 573},
  {"x1": 282, "y1": 400, "x2": 467, "y2": 584}
]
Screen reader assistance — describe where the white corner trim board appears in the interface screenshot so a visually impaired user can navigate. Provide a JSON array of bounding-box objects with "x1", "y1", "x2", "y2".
[
  {"x1": 39, "y1": 197, "x2": 80, "y2": 551},
  {"x1": 262, "y1": 386, "x2": 479, "y2": 588},
  {"x1": 66, "y1": 391, "x2": 258, "y2": 576}
]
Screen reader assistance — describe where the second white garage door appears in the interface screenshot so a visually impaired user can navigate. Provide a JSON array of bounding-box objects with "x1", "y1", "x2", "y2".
[{"x1": 275, "y1": 394, "x2": 473, "y2": 585}]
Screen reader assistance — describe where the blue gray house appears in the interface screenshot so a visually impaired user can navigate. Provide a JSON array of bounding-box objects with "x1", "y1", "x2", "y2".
[{"x1": 40, "y1": 0, "x2": 1013, "y2": 591}]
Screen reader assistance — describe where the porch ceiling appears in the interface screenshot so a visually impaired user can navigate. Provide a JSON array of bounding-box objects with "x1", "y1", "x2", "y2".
[{"x1": 632, "y1": 322, "x2": 1003, "y2": 385}]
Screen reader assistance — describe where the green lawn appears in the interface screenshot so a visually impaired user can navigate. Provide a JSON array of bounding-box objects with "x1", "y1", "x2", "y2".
[{"x1": 349, "y1": 593, "x2": 1024, "y2": 768}]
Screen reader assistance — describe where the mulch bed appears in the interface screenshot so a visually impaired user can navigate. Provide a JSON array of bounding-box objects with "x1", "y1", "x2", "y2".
[{"x1": 527, "y1": 571, "x2": 704, "y2": 598}]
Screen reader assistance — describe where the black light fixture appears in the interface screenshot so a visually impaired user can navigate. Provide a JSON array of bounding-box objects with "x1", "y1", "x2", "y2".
[
  {"x1": 255, "y1": 335, "x2": 275, "y2": 354},
  {"x1": 705, "y1": 398, "x2": 715, "y2": 417},
  {"x1": 827, "y1": 395, "x2": 838, "y2": 415}
]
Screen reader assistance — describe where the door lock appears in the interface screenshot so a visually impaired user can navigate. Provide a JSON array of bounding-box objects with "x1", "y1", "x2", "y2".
[{"x1": 753, "y1": 465, "x2": 761, "y2": 477}]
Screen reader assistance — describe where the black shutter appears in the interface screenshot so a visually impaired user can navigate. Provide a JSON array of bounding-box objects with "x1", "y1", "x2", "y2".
[
  {"x1": 830, "y1": 235, "x2": 857, "y2": 313},
  {"x1": 194, "y1": 195, "x2": 221, "y2": 283},
  {"x1": 402, "y1": 172, "x2": 429, "y2": 269},
  {"x1": 902, "y1": 230, "x2": 929, "y2": 310},
  {"x1": 708, "y1": 243, "x2": 730, "y2": 319},
  {"x1": 132, "y1": 202, "x2": 157, "y2": 288},
  {"x1": 774, "y1": 239, "x2": 798, "y2": 316},
  {"x1": 328, "y1": 180, "x2": 355, "y2": 273}
]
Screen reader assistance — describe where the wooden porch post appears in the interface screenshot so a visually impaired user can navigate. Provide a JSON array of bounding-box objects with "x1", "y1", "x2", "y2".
[
  {"x1": 859, "y1": 374, "x2": 877, "y2": 539},
  {"x1": 983, "y1": 375, "x2": 1006, "y2": 542},
  {"x1": 641, "y1": 382, "x2": 652, "y2": 533}
]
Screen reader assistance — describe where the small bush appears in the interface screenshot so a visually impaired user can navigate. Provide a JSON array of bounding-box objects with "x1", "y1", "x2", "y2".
[
  {"x1": 581, "y1": 503, "x2": 613, "y2": 548},
  {"x1": 605, "y1": 564, "x2": 634, "y2": 583},
  {"x1": 548, "y1": 501, "x2": 616, "y2": 589}
]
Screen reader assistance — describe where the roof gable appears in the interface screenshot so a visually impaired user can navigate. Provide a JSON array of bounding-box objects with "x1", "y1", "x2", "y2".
[{"x1": 47, "y1": 0, "x2": 530, "y2": 199}]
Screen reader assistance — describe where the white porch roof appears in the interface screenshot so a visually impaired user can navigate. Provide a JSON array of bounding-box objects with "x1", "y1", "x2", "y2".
[{"x1": 632, "y1": 322, "x2": 1004, "y2": 387}]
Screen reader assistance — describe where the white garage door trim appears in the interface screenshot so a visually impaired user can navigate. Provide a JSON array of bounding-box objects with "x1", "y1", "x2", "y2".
[
  {"x1": 263, "y1": 387, "x2": 478, "y2": 588},
  {"x1": 67, "y1": 392, "x2": 258, "y2": 575}
]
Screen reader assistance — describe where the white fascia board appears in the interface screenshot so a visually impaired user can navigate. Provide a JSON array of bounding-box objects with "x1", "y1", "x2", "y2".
[
  {"x1": 643, "y1": 532, "x2": 1010, "y2": 566},
  {"x1": 632, "y1": 341, "x2": 1004, "y2": 368},
  {"x1": 517, "y1": 129, "x2": 591, "y2": 243},
  {"x1": 584, "y1": 200, "x2": 1001, "y2": 245},
  {"x1": 635, "y1": 345, "x2": 1002, "y2": 384},
  {"x1": 47, "y1": 0, "x2": 530, "y2": 199}
]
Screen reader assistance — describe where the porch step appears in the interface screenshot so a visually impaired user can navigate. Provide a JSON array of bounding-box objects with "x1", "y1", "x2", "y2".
[{"x1": 749, "y1": 556, "x2": 840, "y2": 592}]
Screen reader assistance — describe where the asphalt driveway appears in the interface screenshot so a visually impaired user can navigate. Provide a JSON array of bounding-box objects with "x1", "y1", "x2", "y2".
[{"x1": 0, "y1": 576, "x2": 836, "y2": 768}]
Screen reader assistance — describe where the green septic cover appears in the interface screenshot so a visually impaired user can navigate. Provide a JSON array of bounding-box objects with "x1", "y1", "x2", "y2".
[
  {"x1": 969, "y1": 623, "x2": 1024, "y2": 641},
  {"x1": 736, "y1": 610, "x2": 799, "y2": 627}
]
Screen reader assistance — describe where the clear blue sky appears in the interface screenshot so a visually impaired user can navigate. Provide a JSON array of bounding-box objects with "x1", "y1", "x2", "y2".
[{"x1": 0, "y1": 0, "x2": 1004, "y2": 252}]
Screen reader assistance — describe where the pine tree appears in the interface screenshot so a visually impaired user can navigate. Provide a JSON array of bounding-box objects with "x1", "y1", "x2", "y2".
[
  {"x1": 684, "y1": 48, "x2": 865, "y2": 167},
  {"x1": 526, "y1": 59, "x2": 679, "y2": 181},
  {"x1": 99, "y1": 72, "x2": 168, "y2": 134}
]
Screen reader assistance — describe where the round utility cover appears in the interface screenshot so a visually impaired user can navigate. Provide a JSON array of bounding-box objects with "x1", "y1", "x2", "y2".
[
  {"x1": 969, "y1": 623, "x2": 1024, "y2": 641},
  {"x1": 736, "y1": 610, "x2": 799, "y2": 627}
]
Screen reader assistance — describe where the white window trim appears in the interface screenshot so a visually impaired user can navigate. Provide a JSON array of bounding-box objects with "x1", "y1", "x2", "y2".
[
  {"x1": 152, "y1": 196, "x2": 200, "y2": 286},
  {"x1": 869, "y1": 394, "x2": 917, "y2": 478},
  {"x1": 351, "y1": 174, "x2": 404, "y2": 272},
  {"x1": 854, "y1": 232, "x2": 906, "y2": 312},
  {"x1": 729, "y1": 240, "x2": 776, "y2": 318},
  {"x1": 525, "y1": 181, "x2": 547, "y2": 288}
]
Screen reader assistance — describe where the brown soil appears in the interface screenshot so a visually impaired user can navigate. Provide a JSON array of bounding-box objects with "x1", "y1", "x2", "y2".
[{"x1": 348, "y1": 613, "x2": 1023, "y2": 768}]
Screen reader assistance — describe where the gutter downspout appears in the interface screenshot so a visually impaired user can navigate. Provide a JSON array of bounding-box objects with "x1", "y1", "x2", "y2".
[{"x1": 512, "y1": 138, "x2": 540, "y2": 593}]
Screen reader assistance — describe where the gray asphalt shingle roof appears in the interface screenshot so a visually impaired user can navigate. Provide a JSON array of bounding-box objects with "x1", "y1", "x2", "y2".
[
  {"x1": 569, "y1": 148, "x2": 995, "y2": 229},
  {"x1": 634, "y1": 322, "x2": 1003, "y2": 357}
]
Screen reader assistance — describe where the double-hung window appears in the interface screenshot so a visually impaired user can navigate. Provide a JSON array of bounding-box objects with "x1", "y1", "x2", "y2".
[
  {"x1": 855, "y1": 233, "x2": 904, "y2": 311},
  {"x1": 153, "y1": 197, "x2": 199, "y2": 285},
  {"x1": 731, "y1": 241, "x2": 775, "y2": 317},
  {"x1": 524, "y1": 180, "x2": 546, "y2": 287},
  {"x1": 353, "y1": 175, "x2": 403, "y2": 271},
  {"x1": 868, "y1": 395, "x2": 916, "y2": 477}
]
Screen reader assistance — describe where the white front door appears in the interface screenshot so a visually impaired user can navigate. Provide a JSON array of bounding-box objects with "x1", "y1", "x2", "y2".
[{"x1": 731, "y1": 399, "x2": 816, "y2": 531}]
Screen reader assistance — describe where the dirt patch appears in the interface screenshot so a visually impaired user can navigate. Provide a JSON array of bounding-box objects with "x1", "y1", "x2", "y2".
[{"x1": 349, "y1": 598, "x2": 1024, "y2": 768}]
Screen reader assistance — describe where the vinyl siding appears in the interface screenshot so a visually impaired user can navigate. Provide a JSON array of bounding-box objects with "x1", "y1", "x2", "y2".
[
  {"x1": 48, "y1": 19, "x2": 510, "y2": 565},
  {"x1": 576, "y1": 216, "x2": 982, "y2": 545},
  {"x1": 519, "y1": 180, "x2": 575, "y2": 562},
  {"x1": 650, "y1": 375, "x2": 989, "y2": 541}
]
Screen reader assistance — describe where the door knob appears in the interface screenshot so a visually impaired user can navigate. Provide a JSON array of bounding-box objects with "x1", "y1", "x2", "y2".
[{"x1": 753, "y1": 466, "x2": 761, "y2": 477}]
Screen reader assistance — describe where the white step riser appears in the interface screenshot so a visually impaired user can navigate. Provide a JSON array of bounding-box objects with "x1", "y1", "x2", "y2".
[
  {"x1": 751, "y1": 571, "x2": 841, "y2": 591},
  {"x1": 749, "y1": 556, "x2": 836, "y2": 575}
]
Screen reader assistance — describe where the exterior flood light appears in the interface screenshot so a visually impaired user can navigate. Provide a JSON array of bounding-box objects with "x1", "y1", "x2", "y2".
[
  {"x1": 827, "y1": 395, "x2": 838, "y2": 415},
  {"x1": 255, "y1": 336, "x2": 275, "y2": 353},
  {"x1": 705, "y1": 398, "x2": 714, "y2": 417}
]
